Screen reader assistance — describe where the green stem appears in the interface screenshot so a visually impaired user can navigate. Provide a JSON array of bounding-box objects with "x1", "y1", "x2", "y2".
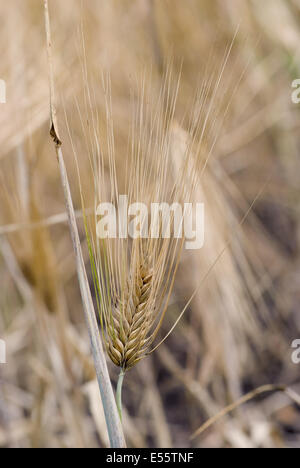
[{"x1": 116, "y1": 369, "x2": 125, "y2": 422}]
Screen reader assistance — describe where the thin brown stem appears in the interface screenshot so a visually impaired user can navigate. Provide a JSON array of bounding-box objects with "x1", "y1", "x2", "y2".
[{"x1": 191, "y1": 384, "x2": 300, "y2": 440}]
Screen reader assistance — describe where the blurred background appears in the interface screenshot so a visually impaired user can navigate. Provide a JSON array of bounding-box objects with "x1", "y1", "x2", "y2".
[{"x1": 0, "y1": 0, "x2": 300, "y2": 448}]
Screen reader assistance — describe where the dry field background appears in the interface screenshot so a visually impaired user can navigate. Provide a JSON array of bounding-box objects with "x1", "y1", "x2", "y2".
[{"x1": 0, "y1": 0, "x2": 300, "y2": 448}]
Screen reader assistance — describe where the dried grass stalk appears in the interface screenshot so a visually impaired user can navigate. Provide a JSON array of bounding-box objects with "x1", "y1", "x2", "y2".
[{"x1": 43, "y1": 0, "x2": 125, "y2": 448}]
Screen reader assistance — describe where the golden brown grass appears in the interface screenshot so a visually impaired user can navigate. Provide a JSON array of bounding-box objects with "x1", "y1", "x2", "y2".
[{"x1": 0, "y1": 0, "x2": 300, "y2": 448}]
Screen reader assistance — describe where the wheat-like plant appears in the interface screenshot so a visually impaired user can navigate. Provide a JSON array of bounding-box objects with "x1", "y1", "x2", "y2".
[
  {"x1": 71, "y1": 38, "x2": 240, "y2": 418},
  {"x1": 77, "y1": 70, "x2": 205, "y2": 418}
]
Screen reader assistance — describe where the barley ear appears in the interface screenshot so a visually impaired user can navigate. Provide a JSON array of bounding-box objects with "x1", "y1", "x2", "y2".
[{"x1": 43, "y1": 0, "x2": 125, "y2": 448}]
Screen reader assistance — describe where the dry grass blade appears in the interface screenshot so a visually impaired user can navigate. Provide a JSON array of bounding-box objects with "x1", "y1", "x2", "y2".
[
  {"x1": 191, "y1": 384, "x2": 300, "y2": 440},
  {"x1": 43, "y1": 0, "x2": 125, "y2": 448}
]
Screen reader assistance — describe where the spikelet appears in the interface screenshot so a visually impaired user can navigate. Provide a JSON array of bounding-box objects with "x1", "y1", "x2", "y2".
[{"x1": 107, "y1": 262, "x2": 153, "y2": 369}]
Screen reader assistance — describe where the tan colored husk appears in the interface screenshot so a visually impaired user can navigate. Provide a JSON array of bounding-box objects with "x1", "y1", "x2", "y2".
[{"x1": 107, "y1": 262, "x2": 153, "y2": 369}]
